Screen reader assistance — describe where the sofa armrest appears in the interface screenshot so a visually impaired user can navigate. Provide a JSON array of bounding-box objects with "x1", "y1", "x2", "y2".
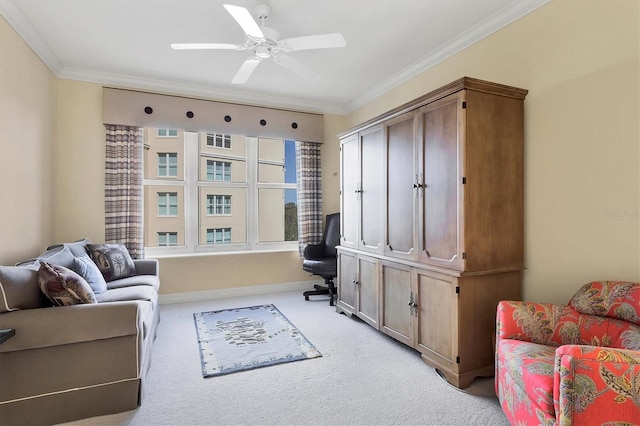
[
  {"x1": 134, "y1": 258, "x2": 159, "y2": 276},
  {"x1": 497, "y1": 300, "x2": 581, "y2": 346},
  {"x1": 554, "y1": 345, "x2": 640, "y2": 425},
  {"x1": 0, "y1": 302, "x2": 142, "y2": 353}
]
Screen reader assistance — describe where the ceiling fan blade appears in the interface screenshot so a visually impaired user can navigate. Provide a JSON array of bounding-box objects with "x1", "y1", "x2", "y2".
[
  {"x1": 280, "y1": 33, "x2": 346, "y2": 52},
  {"x1": 223, "y1": 4, "x2": 264, "y2": 40},
  {"x1": 231, "y1": 57, "x2": 262, "y2": 84},
  {"x1": 171, "y1": 43, "x2": 244, "y2": 50},
  {"x1": 276, "y1": 55, "x2": 321, "y2": 83}
]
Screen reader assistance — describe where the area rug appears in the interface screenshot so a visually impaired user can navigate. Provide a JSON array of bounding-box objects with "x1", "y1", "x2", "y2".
[{"x1": 193, "y1": 304, "x2": 322, "y2": 378}]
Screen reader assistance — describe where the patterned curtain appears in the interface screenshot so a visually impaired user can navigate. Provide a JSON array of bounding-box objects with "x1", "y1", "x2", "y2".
[
  {"x1": 104, "y1": 124, "x2": 144, "y2": 259},
  {"x1": 295, "y1": 141, "x2": 323, "y2": 256}
]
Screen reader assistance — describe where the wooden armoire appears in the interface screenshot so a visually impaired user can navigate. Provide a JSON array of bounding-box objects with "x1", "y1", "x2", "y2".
[{"x1": 336, "y1": 77, "x2": 528, "y2": 388}]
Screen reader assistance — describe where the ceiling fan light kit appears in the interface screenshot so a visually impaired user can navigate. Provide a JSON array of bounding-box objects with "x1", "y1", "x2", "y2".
[{"x1": 170, "y1": 3, "x2": 346, "y2": 84}]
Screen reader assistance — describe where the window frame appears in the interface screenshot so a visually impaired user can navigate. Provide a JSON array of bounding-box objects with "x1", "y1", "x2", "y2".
[
  {"x1": 157, "y1": 152, "x2": 178, "y2": 177},
  {"x1": 157, "y1": 232, "x2": 178, "y2": 246},
  {"x1": 144, "y1": 132, "x2": 298, "y2": 257},
  {"x1": 206, "y1": 160, "x2": 232, "y2": 182},
  {"x1": 157, "y1": 129, "x2": 178, "y2": 138},
  {"x1": 206, "y1": 133, "x2": 232, "y2": 149},
  {"x1": 206, "y1": 227, "x2": 232, "y2": 245},
  {"x1": 206, "y1": 194, "x2": 232, "y2": 216},
  {"x1": 157, "y1": 191, "x2": 178, "y2": 217}
]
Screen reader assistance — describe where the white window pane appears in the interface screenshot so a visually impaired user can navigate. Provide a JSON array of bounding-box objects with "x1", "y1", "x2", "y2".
[
  {"x1": 206, "y1": 228, "x2": 231, "y2": 244},
  {"x1": 284, "y1": 140, "x2": 297, "y2": 184},
  {"x1": 258, "y1": 188, "x2": 298, "y2": 242},
  {"x1": 199, "y1": 187, "x2": 246, "y2": 245}
]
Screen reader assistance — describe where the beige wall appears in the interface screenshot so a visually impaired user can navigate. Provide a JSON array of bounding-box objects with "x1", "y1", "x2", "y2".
[
  {"x1": 2, "y1": 0, "x2": 639, "y2": 302},
  {"x1": 54, "y1": 79, "x2": 106, "y2": 244},
  {"x1": 321, "y1": 114, "x2": 345, "y2": 216},
  {"x1": 158, "y1": 250, "x2": 313, "y2": 292},
  {"x1": 342, "y1": 0, "x2": 640, "y2": 303},
  {"x1": 0, "y1": 16, "x2": 56, "y2": 264}
]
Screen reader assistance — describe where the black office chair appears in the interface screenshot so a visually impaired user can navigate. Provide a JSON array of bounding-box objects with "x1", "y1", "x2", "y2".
[{"x1": 302, "y1": 212, "x2": 340, "y2": 306}]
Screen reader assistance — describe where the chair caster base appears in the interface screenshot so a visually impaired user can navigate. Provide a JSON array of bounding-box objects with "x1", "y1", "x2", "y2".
[{"x1": 303, "y1": 281, "x2": 336, "y2": 306}]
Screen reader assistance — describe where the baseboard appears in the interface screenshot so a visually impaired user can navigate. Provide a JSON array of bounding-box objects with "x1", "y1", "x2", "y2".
[{"x1": 159, "y1": 280, "x2": 323, "y2": 305}]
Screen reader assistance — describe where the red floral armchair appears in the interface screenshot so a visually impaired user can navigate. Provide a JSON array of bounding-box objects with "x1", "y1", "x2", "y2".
[{"x1": 495, "y1": 281, "x2": 640, "y2": 425}]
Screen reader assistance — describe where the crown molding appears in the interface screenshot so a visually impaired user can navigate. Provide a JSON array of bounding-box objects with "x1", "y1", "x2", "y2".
[
  {"x1": 345, "y1": 0, "x2": 551, "y2": 113},
  {"x1": 0, "y1": 0, "x2": 64, "y2": 75},
  {"x1": 1, "y1": 0, "x2": 550, "y2": 116}
]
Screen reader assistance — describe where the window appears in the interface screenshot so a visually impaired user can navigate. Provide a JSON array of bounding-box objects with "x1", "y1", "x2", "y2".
[
  {"x1": 157, "y1": 153, "x2": 177, "y2": 177},
  {"x1": 257, "y1": 139, "x2": 298, "y2": 243},
  {"x1": 207, "y1": 195, "x2": 231, "y2": 215},
  {"x1": 143, "y1": 128, "x2": 299, "y2": 255},
  {"x1": 157, "y1": 129, "x2": 177, "y2": 137},
  {"x1": 207, "y1": 160, "x2": 231, "y2": 181},
  {"x1": 207, "y1": 228, "x2": 231, "y2": 245},
  {"x1": 207, "y1": 133, "x2": 231, "y2": 149},
  {"x1": 157, "y1": 192, "x2": 178, "y2": 216},
  {"x1": 158, "y1": 232, "x2": 178, "y2": 246}
]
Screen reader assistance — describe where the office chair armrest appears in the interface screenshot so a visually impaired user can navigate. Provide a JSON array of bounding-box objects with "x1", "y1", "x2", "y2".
[{"x1": 303, "y1": 243, "x2": 326, "y2": 259}]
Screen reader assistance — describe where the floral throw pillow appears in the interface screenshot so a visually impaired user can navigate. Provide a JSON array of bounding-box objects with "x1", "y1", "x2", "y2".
[
  {"x1": 38, "y1": 261, "x2": 97, "y2": 306},
  {"x1": 86, "y1": 243, "x2": 136, "y2": 282}
]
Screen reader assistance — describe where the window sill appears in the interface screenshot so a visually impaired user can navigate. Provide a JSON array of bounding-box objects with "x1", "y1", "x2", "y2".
[{"x1": 146, "y1": 247, "x2": 298, "y2": 259}]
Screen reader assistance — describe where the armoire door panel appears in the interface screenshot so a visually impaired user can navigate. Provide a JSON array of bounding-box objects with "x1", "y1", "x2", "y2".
[
  {"x1": 420, "y1": 93, "x2": 464, "y2": 270},
  {"x1": 385, "y1": 112, "x2": 417, "y2": 259},
  {"x1": 360, "y1": 126, "x2": 384, "y2": 252},
  {"x1": 337, "y1": 250, "x2": 357, "y2": 314},
  {"x1": 416, "y1": 270, "x2": 457, "y2": 366},
  {"x1": 340, "y1": 135, "x2": 359, "y2": 249},
  {"x1": 357, "y1": 255, "x2": 379, "y2": 328},
  {"x1": 380, "y1": 262, "x2": 414, "y2": 346}
]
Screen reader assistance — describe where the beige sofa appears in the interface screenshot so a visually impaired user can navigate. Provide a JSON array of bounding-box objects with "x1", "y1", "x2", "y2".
[{"x1": 0, "y1": 239, "x2": 160, "y2": 425}]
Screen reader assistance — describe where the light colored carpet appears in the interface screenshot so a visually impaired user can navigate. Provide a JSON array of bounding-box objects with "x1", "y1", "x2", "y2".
[{"x1": 61, "y1": 289, "x2": 508, "y2": 426}]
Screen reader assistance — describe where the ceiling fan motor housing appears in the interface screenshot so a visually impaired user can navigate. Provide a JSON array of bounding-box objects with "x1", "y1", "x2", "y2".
[
  {"x1": 249, "y1": 26, "x2": 280, "y2": 58},
  {"x1": 254, "y1": 44, "x2": 272, "y2": 58}
]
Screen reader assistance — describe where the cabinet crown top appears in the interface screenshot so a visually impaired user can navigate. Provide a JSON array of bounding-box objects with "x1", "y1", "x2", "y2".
[{"x1": 339, "y1": 77, "x2": 528, "y2": 139}]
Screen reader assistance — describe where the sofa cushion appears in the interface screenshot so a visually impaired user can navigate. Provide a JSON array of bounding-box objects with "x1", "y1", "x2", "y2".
[
  {"x1": 45, "y1": 238, "x2": 92, "y2": 257},
  {"x1": 73, "y1": 254, "x2": 108, "y2": 297},
  {"x1": 38, "y1": 262, "x2": 97, "y2": 306},
  {"x1": 107, "y1": 274, "x2": 160, "y2": 291},
  {"x1": 64, "y1": 238, "x2": 92, "y2": 257},
  {"x1": 97, "y1": 285, "x2": 158, "y2": 305},
  {"x1": 15, "y1": 245, "x2": 77, "y2": 270},
  {"x1": 569, "y1": 281, "x2": 640, "y2": 326},
  {"x1": 0, "y1": 265, "x2": 49, "y2": 312},
  {"x1": 39, "y1": 245, "x2": 78, "y2": 270},
  {"x1": 86, "y1": 243, "x2": 136, "y2": 282}
]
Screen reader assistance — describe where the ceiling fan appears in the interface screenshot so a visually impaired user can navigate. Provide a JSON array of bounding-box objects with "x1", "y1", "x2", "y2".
[{"x1": 170, "y1": 3, "x2": 347, "y2": 84}]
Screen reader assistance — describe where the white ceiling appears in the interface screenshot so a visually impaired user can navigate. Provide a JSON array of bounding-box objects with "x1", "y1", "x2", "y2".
[{"x1": 0, "y1": 0, "x2": 549, "y2": 114}]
